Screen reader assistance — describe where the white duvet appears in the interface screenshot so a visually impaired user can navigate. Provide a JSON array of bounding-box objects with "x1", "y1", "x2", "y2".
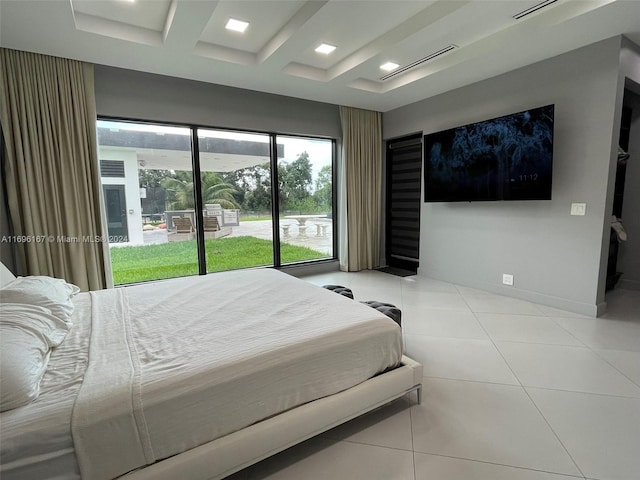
[{"x1": 71, "y1": 269, "x2": 402, "y2": 480}]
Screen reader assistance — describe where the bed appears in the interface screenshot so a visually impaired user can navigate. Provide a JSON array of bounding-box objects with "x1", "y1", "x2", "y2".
[{"x1": 0, "y1": 265, "x2": 422, "y2": 480}]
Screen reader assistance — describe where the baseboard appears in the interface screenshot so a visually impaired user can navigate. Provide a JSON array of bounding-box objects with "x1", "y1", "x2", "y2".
[
  {"x1": 417, "y1": 271, "x2": 599, "y2": 317},
  {"x1": 492, "y1": 286, "x2": 599, "y2": 317}
]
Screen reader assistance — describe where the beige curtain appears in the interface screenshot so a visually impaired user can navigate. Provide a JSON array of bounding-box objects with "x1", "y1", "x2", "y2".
[
  {"x1": 0, "y1": 48, "x2": 107, "y2": 290},
  {"x1": 339, "y1": 106, "x2": 382, "y2": 271}
]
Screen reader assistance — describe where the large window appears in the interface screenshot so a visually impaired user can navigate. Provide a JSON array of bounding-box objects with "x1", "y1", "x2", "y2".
[
  {"x1": 197, "y1": 129, "x2": 275, "y2": 273},
  {"x1": 97, "y1": 120, "x2": 335, "y2": 285},
  {"x1": 277, "y1": 135, "x2": 334, "y2": 264},
  {"x1": 98, "y1": 122, "x2": 198, "y2": 284}
]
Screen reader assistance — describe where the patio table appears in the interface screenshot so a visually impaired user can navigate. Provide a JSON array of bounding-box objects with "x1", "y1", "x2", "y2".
[{"x1": 283, "y1": 215, "x2": 327, "y2": 237}]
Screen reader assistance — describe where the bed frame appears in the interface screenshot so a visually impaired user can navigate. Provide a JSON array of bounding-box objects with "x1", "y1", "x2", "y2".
[{"x1": 122, "y1": 355, "x2": 422, "y2": 480}]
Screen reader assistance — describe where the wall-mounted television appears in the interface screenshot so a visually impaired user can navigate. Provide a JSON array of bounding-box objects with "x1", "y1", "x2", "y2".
[{"x1": 424, "y1": 104, "x2": 554, "y2": 202}]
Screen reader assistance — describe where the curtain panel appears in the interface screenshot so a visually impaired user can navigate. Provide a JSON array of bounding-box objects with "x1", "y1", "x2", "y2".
[
  {"x1": 339, "y1": 106, "x2": 382, "y2": 271},
  {"x1": 0, "y1": 48, "x2": 107, "y2": 290}
]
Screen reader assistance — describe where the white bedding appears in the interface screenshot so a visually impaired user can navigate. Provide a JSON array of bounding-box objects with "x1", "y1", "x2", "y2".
[
  {"x1": 0, "y1": 295, "x2": 90, "y2": 480},
  {"x1": 68, "y1": 269, "x2": 402, "y2": 479}
]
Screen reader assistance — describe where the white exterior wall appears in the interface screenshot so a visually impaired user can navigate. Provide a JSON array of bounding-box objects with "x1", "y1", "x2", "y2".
[{"x1": 99, "y1": 148, "x2": 144, "y2": 245}]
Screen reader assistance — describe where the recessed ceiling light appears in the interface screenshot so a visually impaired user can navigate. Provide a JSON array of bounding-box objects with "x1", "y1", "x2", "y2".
[
  {"x1": 380, "y1": 62, "x2": 399, "y2": 72},
  {"x1": 226, "y1": 18, "x2": 249, "y2": 33},
  {"x1": 315, "y1": 43, "x2": 336, "y2": 55}
]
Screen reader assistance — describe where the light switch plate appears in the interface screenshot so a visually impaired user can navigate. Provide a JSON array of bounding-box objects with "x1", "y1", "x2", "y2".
[
  {"x1": 502, "y1": 274, "x2": 514, "y2": 286},
  {"x1": 570, "y1": 203, "x2": 586, "y2": 216}
]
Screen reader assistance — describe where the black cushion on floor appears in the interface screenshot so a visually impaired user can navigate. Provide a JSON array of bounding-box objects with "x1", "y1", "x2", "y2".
[
  {"x1": 361, "y1": 300, "x2": 402, "y2": 327},
  {"x1": 322, "y1": 284, "x2": 354, "y2": 300}
]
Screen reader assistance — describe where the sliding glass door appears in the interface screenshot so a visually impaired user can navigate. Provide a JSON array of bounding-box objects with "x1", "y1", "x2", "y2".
[
  {"x1": 197, "y1": 129, "x2": 274, "y2": 272},
  {"x1": 97, "y1": 119, "x2": 335, "y2": 285},
  {"x1": 97, "y1": 120, "x2": 198, "y2": 285},
  {"x1": 277, "y1": 136, "x2": 334, "y2": 264}
]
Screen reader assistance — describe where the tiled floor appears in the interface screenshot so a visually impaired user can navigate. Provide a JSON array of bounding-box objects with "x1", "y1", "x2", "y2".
[{"x1": 231, "y1": 271, "x2": 640, "y2": 480}]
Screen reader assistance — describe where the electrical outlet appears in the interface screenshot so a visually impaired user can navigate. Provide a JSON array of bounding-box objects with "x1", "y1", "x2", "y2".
[
  {"x1": 570, "y1": 203, "x2": 586, "y2": 216},
  {"x1": 502, "y1": 273, "x2": 514, "y2": 286}
]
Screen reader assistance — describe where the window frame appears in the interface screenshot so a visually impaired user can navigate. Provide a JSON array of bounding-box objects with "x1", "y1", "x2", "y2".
[{"x1": 96, "y1": 116, "x2": 337, "y2": 281}]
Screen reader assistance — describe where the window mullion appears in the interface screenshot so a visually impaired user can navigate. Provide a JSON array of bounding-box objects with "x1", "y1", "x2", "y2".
[
  {"x1": 191, "y1": 127, "x2": 207, "y2": 275},
  {"x1": 270, "y1": 134, "x2": 281, "y2": 267}
]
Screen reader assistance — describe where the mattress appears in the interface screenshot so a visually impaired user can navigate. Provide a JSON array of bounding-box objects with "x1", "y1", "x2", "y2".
[{"x1": 1, "y1": 269, "x2": 402, "y2": 480}]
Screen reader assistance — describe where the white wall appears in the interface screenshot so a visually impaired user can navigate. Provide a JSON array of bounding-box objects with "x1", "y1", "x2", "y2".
[
  {"x1": 383, "y1": 37, "x2": 623, "y2": 316},
  {"x1": 93, "y1": 65, "x2": 341, "y2": 139}
]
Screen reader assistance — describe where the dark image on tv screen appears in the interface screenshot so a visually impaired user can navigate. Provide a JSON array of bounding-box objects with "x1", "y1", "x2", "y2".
[{"x1": 424, "y1": 104, "x2": 554, "y2": 202}]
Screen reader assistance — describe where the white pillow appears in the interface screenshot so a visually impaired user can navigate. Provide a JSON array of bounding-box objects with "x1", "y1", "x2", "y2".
[
  {"x1": 0, "y1": 276, "x2": 80, "y2": 325},
  {"x1": 0, "y1": 303, "x2": 70, "y2": 412},
  {"x1": 0, "y1": 262, "x2": 16, "y2": 288}
]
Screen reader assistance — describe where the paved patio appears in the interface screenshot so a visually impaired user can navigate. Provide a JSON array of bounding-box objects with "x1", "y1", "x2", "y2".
[{"x1": 142, "y1": 219, "x2": 333, "y2": 255}]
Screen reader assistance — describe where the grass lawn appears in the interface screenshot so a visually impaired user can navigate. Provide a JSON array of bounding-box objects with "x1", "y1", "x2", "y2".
[{"x1": 110, "y1": 236, "x2": 326, "y2": 285}]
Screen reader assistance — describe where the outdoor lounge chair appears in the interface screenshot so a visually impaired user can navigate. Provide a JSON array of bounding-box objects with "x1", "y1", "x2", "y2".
[
  {"x1": 203, "y1": 216, "x2": 220, "y2": 232},
  {"x1": 173, "y1": 216, "x2": 195, "y2": 234},
  {"x1": 203, "y1": 214, "x2": 232, "y2": 239},
  {"x1": 169, "y1": 216, "x2": 195, "y2": 241}
]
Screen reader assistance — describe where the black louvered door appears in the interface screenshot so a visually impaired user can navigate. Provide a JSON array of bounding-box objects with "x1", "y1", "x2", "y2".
[{"x1": 385, "y1": 134, "x2": 422, "y2": 271}]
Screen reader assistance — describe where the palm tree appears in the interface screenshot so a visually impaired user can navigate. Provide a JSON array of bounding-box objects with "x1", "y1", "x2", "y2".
[
  {"x1": 201, "y1": 172, "x2": 239, "y2": 208},
  {"x1": 162, "y1": 172, "x2": 240, "y2": 210}
]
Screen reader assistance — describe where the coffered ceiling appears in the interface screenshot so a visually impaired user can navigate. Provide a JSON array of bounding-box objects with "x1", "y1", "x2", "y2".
[{"x1": 1, "y1": 0, "x2": 640, "y2": 111}]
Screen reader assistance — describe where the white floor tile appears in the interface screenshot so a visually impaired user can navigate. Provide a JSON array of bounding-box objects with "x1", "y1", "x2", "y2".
[
  {"x1": 321, "y1": 396, "x2": 414, "y2": 451},
  {"x1": 455, "y1": 285, "x2": 493, "y2": 296},
  {"x1": 495, "y1": 342, "x2": 640, "y2": 397},
  {"x1": 463, "y1": 294, "x2": 544, "y2": 315},
  {"x1": 341, "y1": 271, "x2": 403, "y2": 305},
  {"x1": 411, "y1": 378, "x2": 581, "y2": 476},
  {"x1": 403, "y1": 307, "x2": 488, "y2": 339},
  {"x1": 291, "y1": 270, "x2": 638, "y2": 480},
  {"x1": 414, "y1": 453, "x2": 584, "y2": 480},
  {"x1": 353, "y1": 286, "x2": 403, "y2": 307},
  {"x1": 401, "y1": 276, "x2": 459, "y2": 294},
  {"x1": 535, "y1": 304, "x2": 590, "y2": 318},
  {"x1": 349, "y1": 270, "x2": 403, "y2": 291},
  {"x1": 301, "y1": 272, "x2": 353, "y2": 288},
  {"x1": 405, "y1": 335, "x2": 519, "y2": 384},
  {"x1": 593, "y1": 348, "x2": 640, "y2": 387},
  {"x1": 527, "y1": 387, "x2": 640, "y2": 480},
  {"x1": 246, "y1": 436, "x2": 415, "y2": 480},
  {"x1": 553, "y1": 317, "x2": 640, "y2": 352},
  {"x1": 476, "y1": 313, "x2": 584, "y2": 346},
  {"x1": 401, "y1": 291, "x2": 471, "y2": 311}
]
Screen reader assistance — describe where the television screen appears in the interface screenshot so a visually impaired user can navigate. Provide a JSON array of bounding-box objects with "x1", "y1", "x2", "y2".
[{"x1": 424, "y1": 104, "x2": 554, "y2": 202}]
